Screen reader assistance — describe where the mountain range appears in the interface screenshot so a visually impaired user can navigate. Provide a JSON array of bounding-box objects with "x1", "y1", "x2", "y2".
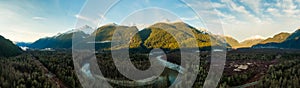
[
  {"x1": 27, "y1": 22, "x2": 229, "y2": 51},
  {"x1": 11, "y1": 21, "x2": 300, "y2": 50},
  {"x1": 224, "y1": 36, "x2": 264, "y2": 49},
  {"x1": 253, "y1": 29, "x2": 300, "y2": 49},
  {"x1": 224, "y1": 32, "x2": 291, "y2": 49},
  {"x1": 30, "y1": 26, "x2": 90, "y2": 49}
]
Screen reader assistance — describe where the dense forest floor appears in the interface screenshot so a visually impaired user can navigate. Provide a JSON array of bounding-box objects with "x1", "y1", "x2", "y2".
[
  {"x1": 0, "y1": 48, "x2": 299, "y2": 88},
  {"x1": 30, "y1": 54, "x2": 68, "y2": 88}
]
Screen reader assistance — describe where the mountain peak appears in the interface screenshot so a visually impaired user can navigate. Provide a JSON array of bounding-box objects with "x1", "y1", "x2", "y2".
[
  {"x1": 79, "y1": 25, "x2": 93, "y2": 30},
  {"x1": 170, "y1": 20, "x2": 186, "y2": 24},
  {"x1": 149, "y1": 22, "x2": 174, "y2": 28},
  {"x1": 253, "y1": 29, "x2": 300, "y2": 49},
  {"x1": 170, "y1": 21, "x2": 190, "y2": 26},
  {"x1": 102, "y1": 23, "x2": 117, "y2": 27}
]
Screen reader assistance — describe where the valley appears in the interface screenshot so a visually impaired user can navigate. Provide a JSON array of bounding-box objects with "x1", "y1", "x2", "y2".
[
  {"x1": 0, "y1": 22, "x2": 299, "y2": 88},
  {"x1": 1, "y1": 48, "x2": 300, "y2": 88}
]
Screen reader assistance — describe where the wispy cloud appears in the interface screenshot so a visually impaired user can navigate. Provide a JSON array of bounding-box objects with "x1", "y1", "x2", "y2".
[
  {"x1": 282, "y1": 0, "x2": 300, "y2": 17},
  {"x1": 32, "y1": 16, "x2": 46, "y2": 20},
  {"x1": 74, "y1": 14, "x2": 99, "y2": 27},
  {"x1": 240, "y1": 0, "x2": 261, "y2": 14},
  {"x1": 75, "y1": 14, "x2": 90, "y2": 21},
  {"x1": 192, "y1": 0, "x2": 300, "y2": 41},
  {"x1": 1, "y1": 0, "x2": 300, "y2": 42},
  {"x1": 211, "y1": 2, "x2": 226, "y2": 8}
]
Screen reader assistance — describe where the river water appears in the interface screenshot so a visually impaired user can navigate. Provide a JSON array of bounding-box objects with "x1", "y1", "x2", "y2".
[{"x1": 80, "y1": 51, "x2": 181, "y2": 87}]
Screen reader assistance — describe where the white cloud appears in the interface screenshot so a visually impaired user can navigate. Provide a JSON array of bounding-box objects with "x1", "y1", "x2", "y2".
[
  {"x1": 224, "y1": 0, "x2": 250, "y2": 14},
  {"x1": 75, "y1": 14, "x2": 90, "y2": 21},
  {"x1": 215, "y1": 10, "x2": 239, "y2": 24},
  {"x1": 211, "y1": 2, "x2": 226, "y2": 8},
  {"x1": 75, "y1": 14, "x2": 99, "y2": 27},
  {"x1": 32, "y1": 16, "x2": 46, "y2": 20},
  {"x1": 282, "y1": 0, "x2": 300, "y2": 17},
  {"x1": 211, "y1": 0, "x2": 300, "y2": 41}
]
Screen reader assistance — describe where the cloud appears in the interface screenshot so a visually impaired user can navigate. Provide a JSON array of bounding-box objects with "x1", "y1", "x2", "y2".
[
  {"x1": 75, "y1": 14, "x2": 99, "y2": 26},
  {"x1": 75, "y1": 14, "x2": 90, "y2": 21},
  {"x1": 2, "y1": 0, "x2": 300, "y2": 42},
  {"x1": 282, "y1": 0, "x2": 300, "y2": 17},
  {"x1": 240, "y1": 0, "x2": 261, "y2": 14},
  {"x1": 0, "y1": 0, "x2": 82, "y2": 42},
  {"x1": 223, "y1": 0, "x2": 250, "y2": 14},
  {"x1": 32, "y1": 16, "x2": 46, "y2": 20},
  {"x1": 215, "y1": 10, "x2": 239, "y2": 24},
  {"x1": 211, "y1": 2, "x2": 226, "y2": 8},
  {"x1": 266, "y1": 8, "x2": 281, "y2": 16},
  {"x1": 206, "y1": 0, "x2": 300, "y2": 41}
]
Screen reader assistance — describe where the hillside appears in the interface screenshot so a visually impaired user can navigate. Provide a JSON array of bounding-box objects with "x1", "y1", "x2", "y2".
[
  {"x1": 91, "y1": 23, "x2": 117, "y2": 41},
  {"x1": 277, "y1": 29, "x2": 300, "y2": 49},
  {"x1": 141, "y1": 22, "x2": 228, "y2": 50},
  {"x1": 91, "y1": 24, "x2": 142, "y2": 50},
  {"x1": 253, "y1": 29, "x2": 300, "y2": 49},
  {"x1": 225, "y1": 36, "x2": 240, "y2": 48},
  {"x1": 16, "y1": 42, "x2": 32, "y2": 47},
  {"x1": 30, "y1": 30, "x2": 89, "y2": 49},
  {"x1": 0, "y1": 35, "x2": 22, "y2": 57},
  {"x1": 227, "y1": 38, "x2": 264, "y2": 49},
  {"x1": 227, "y1": 33, "x2": 290, "y2": 49},
  {"x1": 238, "y1": 38, "x2": 264, "y2": 48},
  {"x1": 259, "y1": 32, "x2": 290, "y2": 44}
]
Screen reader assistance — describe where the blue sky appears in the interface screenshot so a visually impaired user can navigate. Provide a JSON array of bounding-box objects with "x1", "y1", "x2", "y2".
[
  {"x1": 1, "y1": 0, "x2": 300, "y2": 42},
  {"x1": 0, "y1": 0, "x2": 85, "y2": 42}
]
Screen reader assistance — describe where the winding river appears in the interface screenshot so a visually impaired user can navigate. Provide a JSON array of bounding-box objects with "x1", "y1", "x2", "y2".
[{"x1": 80, "y1": 51, "x2": 181, "y2": 87}]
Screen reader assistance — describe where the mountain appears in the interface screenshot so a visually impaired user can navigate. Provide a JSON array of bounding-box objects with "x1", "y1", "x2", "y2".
[
  {"x1": 259, "y1": 32, "x2": 290, "y2": 44},
  {"x1": 140, "y1": 22, "x2": 228, "y2": 50},
  {"x1": 92, "y1": 23, "x2": 117, "y2": 41},
  {"x1": 91, "y1": 24, "x2": 142, "y2": 50},
  {"x1": 238, "y1": 38, "x2": 264, "y2": 48},
  {"x1": 273, "y1": 29, "x2": 300, "y2": 49},
  {"x1": 285, "y1": 29, "x2": 300, "y2": 41},
  {"x1": 226, "y1": 33, "x2": 290, "y2": 49},
  {"x1": 0, "y1": 35, "x2": 22, "y2": 57},
  {"x1": 90, "y1": 22, "x2": 228, "y2": 51},
  {"x1": 30, "y1": 22, "x2": 231, "y2": 50},
  {"x1": 253, "y1": 29, "x2": 300, "y2": 49},
  {"x1": 224, "y1": 36, "x2": 240, "y2": 48},
  {"x1": 225, "y1": 37, "x2": 264, "y2": 49},
  {"x1": 16, "y1": 42, "x2": 32, "y2": 47},
  {"x1": 30, "y1": 26, "x2": 90, "y2": 49}
]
